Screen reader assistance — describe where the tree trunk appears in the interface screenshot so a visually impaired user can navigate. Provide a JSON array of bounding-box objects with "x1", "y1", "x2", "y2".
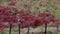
[
  {"x1": 27, "y1": 23, "x2": 30, "y2": 34},
  {"x1": 45, "y1": 23, "x2": 47, "y2": 34},
  {"x1": 18, "y1": 22, "x2": 20, "y2": 34},
  {"x1": 9, "y1": 23, "x2": 12, "y2": 34},
  {"x1": 56, "y1": 24, "x2": 59, "y2": 34}
]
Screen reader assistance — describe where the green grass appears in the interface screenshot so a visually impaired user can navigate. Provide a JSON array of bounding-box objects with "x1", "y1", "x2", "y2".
[{"x1": 2, "y1": 26, "x2": 60, "y2": 34}]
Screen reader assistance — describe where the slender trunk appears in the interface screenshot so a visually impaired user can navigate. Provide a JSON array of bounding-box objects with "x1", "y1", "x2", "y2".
[
  {"x1": 45, "y1": 23, "x2": 47, "y2": 34},
  {"x1": 56, "y1": 24, "x2": 59, "y2": 34},
  {"x1": 9, "y1": 23, "x2": 12, "y2": 34},
  {"x1": 18, "y1": 22, "x2": 20, "y2": 34},
  {"x1": 27, "y1": 26, "x2": 29, "y2": 34},
  {"x1": 27, "y1": 24, "x2": 30, "y2": 34},
  {"x1": 18, "y1": 17, "x2": 21, "y2": 34}
]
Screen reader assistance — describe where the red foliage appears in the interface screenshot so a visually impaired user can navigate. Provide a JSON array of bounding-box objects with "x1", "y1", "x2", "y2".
[
  {"x1": 54, "y1": 20, "x2": 60, "y2": 25},
  {"x1": 0, "y1": 5, "x2": 57, "y2": 28}
]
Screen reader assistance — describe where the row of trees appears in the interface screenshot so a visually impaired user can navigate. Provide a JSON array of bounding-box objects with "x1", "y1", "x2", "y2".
[
  {"x1": 0, "y1": 5, "x2": 60, "y2": 34},
  {"x1": 0, "y1": 0, "x2": 60, "y2": 34}
]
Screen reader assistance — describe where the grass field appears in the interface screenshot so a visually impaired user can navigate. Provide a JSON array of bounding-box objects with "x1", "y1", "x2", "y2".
[{"x1": 2, "y1": 26, "x2": 60, "y2": 34}]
